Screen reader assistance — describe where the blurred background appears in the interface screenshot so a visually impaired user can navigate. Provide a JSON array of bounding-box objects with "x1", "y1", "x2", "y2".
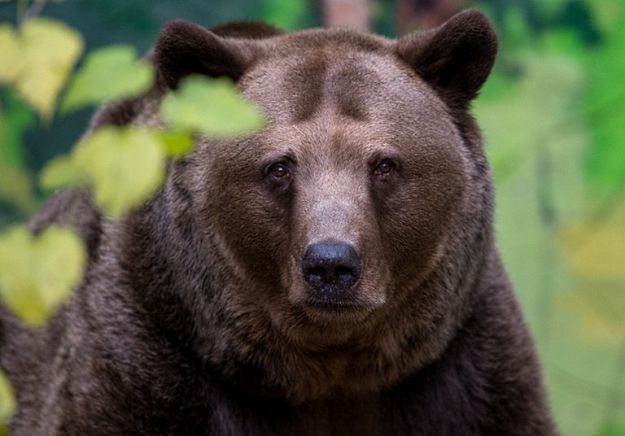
[{"x1": 0, "y1": 0, "x2": 624, "y2": 434}]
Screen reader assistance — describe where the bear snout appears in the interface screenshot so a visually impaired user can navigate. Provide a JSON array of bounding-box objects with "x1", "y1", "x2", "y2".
[{"x1": 302, "y1": 242, "x2": 362, "y2": 300}]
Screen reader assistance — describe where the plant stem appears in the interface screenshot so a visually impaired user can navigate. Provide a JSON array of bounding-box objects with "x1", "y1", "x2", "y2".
[
  {"x1": 16, "y1": 0, "x2": 29, "y2": 25},
  {"x1": 25, "y1": 0, "x2": 49, "y2": 20}
]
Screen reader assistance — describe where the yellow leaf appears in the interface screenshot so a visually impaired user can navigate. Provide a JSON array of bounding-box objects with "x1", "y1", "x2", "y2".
[
  {"x1": 40, "y1": 127, "x2": 168, "y2": 218},
  {"x1": 0, "y1": 371, "x2": 15, "y2": 428},
  {"x1": 0, "y1": 25, "x2": 20, "y2": 83},
  {"x1": 40, "y1": 154, "x2": 83, "y2": 190},
  {"x1": 74, "y1": 127, "x2": 166, "y2": 218},
  {"x1": 15, "y1": 19, "x2": 83, "y2": 120},
  {"x1": 157, "y1": 130, "x2": 195, "y2": 158},
  {"x1": 0, "y1": 162, "x2": 37, "y2": 216},
  {"x1": 161, "y1": 76, "x2": 265, "y2": 138},
  {"x1": 62, "y1": 45, "x2": 154, "y2": 112},
  {"x1": 0, "y1": 226, "x2": 86, "y2": 327}
]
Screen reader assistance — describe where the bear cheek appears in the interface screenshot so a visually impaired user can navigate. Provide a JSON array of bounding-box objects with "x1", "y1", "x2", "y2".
[
  {"x1": 208, "y1": 172, "x2": 290, "y2": 292},
  {"x1": 380, "y1": 154, "x2": 466, "y2": 292}
]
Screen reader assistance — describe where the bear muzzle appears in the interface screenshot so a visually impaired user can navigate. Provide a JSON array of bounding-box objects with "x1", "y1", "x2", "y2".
[{"x1": 300, "y1": 241, "x2": 366, "y2": 311}]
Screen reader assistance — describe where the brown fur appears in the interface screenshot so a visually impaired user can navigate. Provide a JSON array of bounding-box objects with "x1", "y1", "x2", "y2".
[{"x1": 0, "y1": 10, "x2": 556, "y2": 435}]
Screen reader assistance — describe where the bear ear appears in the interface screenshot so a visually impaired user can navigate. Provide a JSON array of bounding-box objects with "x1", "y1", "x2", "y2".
[
  {"x1": 395, "y1": 9, "x2": 497, "y2": 107},
  {"x1": 154, "y1": 20, "x2": 259, "y2": 89}
]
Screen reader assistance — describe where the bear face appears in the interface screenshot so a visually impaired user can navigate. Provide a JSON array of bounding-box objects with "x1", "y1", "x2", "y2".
[
  {"x1": 204, "y1": 39, "x2": 468, "y2": 335},
  {"x1": 119, "y1": 11, "x2": 499, "y2": 402}
]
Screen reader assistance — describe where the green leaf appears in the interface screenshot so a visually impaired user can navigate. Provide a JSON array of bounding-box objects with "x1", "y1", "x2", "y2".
[
  {"x1": 15, "y1": 18, "x2": 83, "y2": 120},
  {"x1": 40, "y1": 154, "x2": 83, "y2": 190},
  {"x1": 0, "y1": 90, "x2": 38, "y2": 216},
  {"x1": 157, "y1": 130, "x2": 195, "y2": 158},
  {"x1": 583, "y1": 11, "x2": 625, "y2": 194},
  {"x1": 73, "y1": 127, "x2": 166, "y2": 218},
  {"x1": 0, "y1": 89, "x2": 36, "y2": 167},
  {"x1": 0, "y1": 24, "x2": 20, "y2": 84},
  {"x1": 161, "y1": 76, "x2": 265, "y2": 138},
  {"x1": 62, "y1": 45, "x2": 154, "y2": 113},
  {"x1": 0, "y1": 371, "x2": 14, "y2": 433},
  {"x1": 0, "y1": 162, "x2": 37, "y2": 217},
  {"x1": 40, "y1": 126, "x2": 167, "y2": 218},
  {"x1": 0, "y1": 226, "x2": 86, "y2": 327}
]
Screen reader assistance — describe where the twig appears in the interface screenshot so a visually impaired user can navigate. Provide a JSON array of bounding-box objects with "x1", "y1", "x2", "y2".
[
  {"x1": 16, "y1": 0, "x2": 29, "y2": 25},
  {"x1": 24, "y1": 0, "x2": 49, "y2": 20}
]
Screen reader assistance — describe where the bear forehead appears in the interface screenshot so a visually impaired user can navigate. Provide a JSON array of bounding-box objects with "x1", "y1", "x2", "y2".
[
  {"x1": 239, "y1": 37, "x2": 448, "y2": 130},
  {"x1": 258, "y1": 28, "x2": 392, "y2": 56}
]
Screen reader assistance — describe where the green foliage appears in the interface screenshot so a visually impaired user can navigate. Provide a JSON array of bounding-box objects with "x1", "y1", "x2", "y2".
[
  {"x1": 0, "y1": 18, "x2": 83, "y2": 120},
  {"x1": 256, "y1": 0, "x2": 312, "y2": 30},
  {"x1": 599, "y1": 421, "x2": 625, "y2": 436},
  {"x1": 0, "y1": 6, "x2": 267, "y2": 319},
  {"x1": 44, "y1": 73, "x2": 269, "y2": 218},
  {"x1": 583, "y1": 9, "x2": 625, "y2": 194},
  {"x1": 161, "y1": 76, "x2": 265, "y2": 138},
  {"x1": 62, "y1": 45, "x2": 154, "y2": 113},
  {"x1": 0, "y1": 89, "x2": 35, "y2": 167},
  {"x1": 157, "y1": 130, "x2": 196, "y2": 158},
  {"x1": 0, "y1": 372, "x2": 14, "y2": 436},
  {"x1": 476, "y1": 54, "x2": 585, "y2": 187},
  {"x1": 0, "y1": 24, "x2": 21, "y2": 83},
  {"x1": 475, "y1": 2, "x2": 625, "y2": 434},
  {"x1": 42, "y1": 127, "x2": 167, "y2": 218},
  {"x1": 0, "y1": 226, "x2": 85, "y2": 326},
  {"x1": 0, "y1": 6, "x2": 266, "y2": 429},
  {"x1": 0, "y1": 10, "x2": 268, "y2": 331},
  {"x1": 0, "y1": 90, "x2": 38, "y2": 216}
]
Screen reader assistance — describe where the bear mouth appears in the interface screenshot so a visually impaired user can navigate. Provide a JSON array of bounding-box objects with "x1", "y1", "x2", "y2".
[
  {"x1": 307, "y1": 300, "x2": 365, "y2": 311},
  {"x1": 300, "y1": 298, "x2": 376, "y2": 323}
]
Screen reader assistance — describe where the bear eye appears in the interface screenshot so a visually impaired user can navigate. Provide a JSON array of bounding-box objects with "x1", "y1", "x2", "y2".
[
  {"x1": 266, "y1": 162, "x2": 291, "y2": 182},
  {"x1": 373, "y1": 159, "x2": 397, "y2": 179}
]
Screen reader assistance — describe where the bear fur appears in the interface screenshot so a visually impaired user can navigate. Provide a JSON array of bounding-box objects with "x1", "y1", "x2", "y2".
[{"x1": 0, "y1": 10, "x2": 557, "y2": 435}]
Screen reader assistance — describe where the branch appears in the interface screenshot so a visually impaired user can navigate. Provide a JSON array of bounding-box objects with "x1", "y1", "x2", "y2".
[{"x1": 24, "y1": 0, "x2": 49, "y2": 20}]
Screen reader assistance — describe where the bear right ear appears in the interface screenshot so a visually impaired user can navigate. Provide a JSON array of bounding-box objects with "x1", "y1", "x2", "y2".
[
  {"x1": 154, "y1": 20, "x2": 259, "y2": 89},
  {"x1": 395, "y1": 9, "x2": 498, "y2": 108}
]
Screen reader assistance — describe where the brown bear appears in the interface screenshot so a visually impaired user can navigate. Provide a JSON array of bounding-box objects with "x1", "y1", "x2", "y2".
[{"x1": 0, "y1": 9, "x2": 557, "y2": 435}]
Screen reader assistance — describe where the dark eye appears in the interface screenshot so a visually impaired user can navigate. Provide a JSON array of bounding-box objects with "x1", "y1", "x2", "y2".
[
  {"x1": 266, "y1": 162, "x2": 291, "y2": 182},
  {"x1": 373, "y1": 159, "x2": 397, "y2": 178}
]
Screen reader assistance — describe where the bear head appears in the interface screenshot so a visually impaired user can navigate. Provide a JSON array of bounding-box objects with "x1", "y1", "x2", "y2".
[{"x1": 116, "y1": 10, "x2": 498, "y2": 401}]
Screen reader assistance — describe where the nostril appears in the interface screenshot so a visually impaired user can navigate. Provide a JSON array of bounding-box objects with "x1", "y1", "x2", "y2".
[
  {"x1": 307, "y1": 267, "x2": 326, "y2": 283},
  {"x1": 334, "y1": 266, "x2": 354, "y2": 278},
  {"x1": 309, "y1": 267, "x2": 326, "y2": 277},
  {"x1": 332, "y1": 266, "x2": 355, "y2": 284},
  {"x1": 302, "y1": 242, "x2": 362, "y2": 293}
]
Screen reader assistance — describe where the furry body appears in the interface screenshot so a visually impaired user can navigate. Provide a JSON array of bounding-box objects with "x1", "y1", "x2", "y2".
[{"x1": 1, "y1": 11, "x2": 556, "y2": 435}]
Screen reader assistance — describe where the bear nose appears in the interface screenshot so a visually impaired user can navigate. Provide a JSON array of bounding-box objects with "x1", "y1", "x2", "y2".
[{"x1": 302, "y1": 242, "x2": 362, "y2": 293}]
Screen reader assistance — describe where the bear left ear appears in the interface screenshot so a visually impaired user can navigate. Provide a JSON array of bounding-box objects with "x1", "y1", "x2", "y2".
[
  {"x1": 154, "y1": 20, "x2": 260, "y2": 89},
  {"x1": 395, "y1": 9, "x2": 498, "y2": 107}
]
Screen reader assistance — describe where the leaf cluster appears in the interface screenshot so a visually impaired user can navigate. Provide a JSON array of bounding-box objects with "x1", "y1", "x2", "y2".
[{"x1": 0, "y1": 15, "x2": 265, "y2": 423}]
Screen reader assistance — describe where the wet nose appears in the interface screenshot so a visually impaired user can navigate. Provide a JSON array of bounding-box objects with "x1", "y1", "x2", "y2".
[{"x1": 302, "y1": 242, "x2": 362, "y2": 293}]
